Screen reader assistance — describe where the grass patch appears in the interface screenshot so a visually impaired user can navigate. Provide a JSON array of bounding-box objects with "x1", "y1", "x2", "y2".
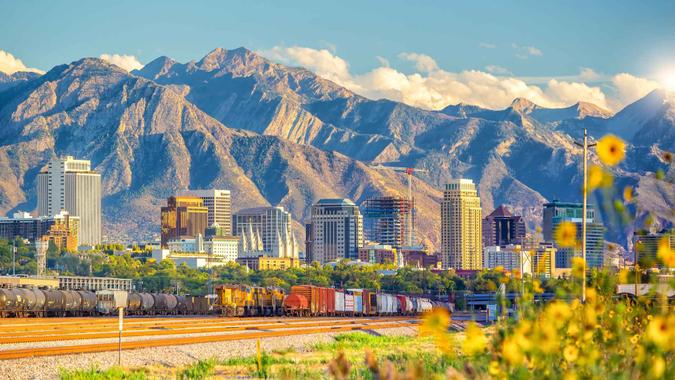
[
  {"x1": 178, "y1": 358, "x2": 216, "y2": 380},
  {"x1": 59, "y1": 366, "x2": 147, "y2": 380}
]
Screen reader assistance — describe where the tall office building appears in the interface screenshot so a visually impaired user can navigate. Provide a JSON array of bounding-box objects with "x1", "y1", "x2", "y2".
[
  {"x1": 362, "y1": 196, "x2": 414, "y2": 248},
  {"x1": 308, "y1": 199, "x2": 364, "y2": 264},
  {"x1": 232, "y1": 207, "x2": 298, "y2": 258},
  {"x1": 177, "y1": 189, "x2": 232, "y2": 235},
  {"x1": 160, "y1": 196, "x2": 208, "y2": 247},
  {"x1": 37, "y1": 156, "x2": 101, "y2": 245},
  {"x1": 441, "y1": 179, "x2": 482, "y2": 269},
  {"x1": 482, "y1": 205, "x2": 526, "y2": 247},
  {"x1": 542, "y1": 201, "x2": 605, "y2": 268},
  {"x1": 633, "y1": 229, "x2": 674, "y2": 268}
]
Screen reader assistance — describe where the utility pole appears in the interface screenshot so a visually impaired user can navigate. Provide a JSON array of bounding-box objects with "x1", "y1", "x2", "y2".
[
  {"x1": 574, "y1": 129, "x2": 596, "y2": 303},
  {"x1": 12, "y1": 239, "x2": 16, "y2": 276}
]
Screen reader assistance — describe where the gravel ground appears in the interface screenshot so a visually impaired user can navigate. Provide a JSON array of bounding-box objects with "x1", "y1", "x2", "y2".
[{"x1": 0, "y1": 326, "x2": 418, "y2": 380}]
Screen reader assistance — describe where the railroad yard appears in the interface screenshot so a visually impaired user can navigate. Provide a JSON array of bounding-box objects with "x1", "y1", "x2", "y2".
[{"x1": 0, "y1": 315, "x2": 420, "y2": 379}]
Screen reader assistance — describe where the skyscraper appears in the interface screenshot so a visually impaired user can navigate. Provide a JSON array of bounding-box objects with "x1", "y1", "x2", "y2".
[
  {"x1": 441, "y1": 179, "x2": 482, "y2": 269},
  {"x1": 160, "y1": 196, "x2": 208, "y2": 247},
  {"x1": 361, "y1": 196, "x2": 414, "y2": 248},
  {"x1": 542, "y1": 201, "x2": 605, "y2": 268},
  {"x1": 177, "y1": 189, "x2": 232, "y2": 235},
  {"x1": 308, "y1": 199, "x2": 364, "y2": 263},
  {"x1": 482, "y1": 205, "x2": 526, "y2": 247},
  {"x1": 232, "y1": 206, "x2": 298, "y2": 258},
  {"x1": 37, "y1": 156, "x2": 101, "y2": 245}
]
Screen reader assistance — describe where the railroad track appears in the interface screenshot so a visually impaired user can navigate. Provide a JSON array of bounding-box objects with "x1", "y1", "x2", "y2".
[
  {"x1": 0, "y1": 319, "x2": 418, "y2": 360},
  {"x1": 0, "y1": 316, "x2": 373, "y2": 334},
  {"x1": 0, "y1": 317, "x2": 414, "y2": 343}
]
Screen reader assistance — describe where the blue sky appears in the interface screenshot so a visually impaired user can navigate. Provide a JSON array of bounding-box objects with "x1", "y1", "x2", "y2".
[{"x1": 1, "y1": 0, "x2": 673, "y2": 110}]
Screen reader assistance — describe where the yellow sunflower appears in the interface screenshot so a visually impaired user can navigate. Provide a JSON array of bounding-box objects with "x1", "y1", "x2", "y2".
[
  {"x1": 596, "y1": 134, "x2": 625, "y2": 166},
  {"x1": 555, "y1": 221, "x2": 578, "y2": 248}
]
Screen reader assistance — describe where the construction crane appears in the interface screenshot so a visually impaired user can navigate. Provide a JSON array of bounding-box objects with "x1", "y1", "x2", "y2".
[{"x1": 369, "y1": 164, "x2": 428, "y2": 246}]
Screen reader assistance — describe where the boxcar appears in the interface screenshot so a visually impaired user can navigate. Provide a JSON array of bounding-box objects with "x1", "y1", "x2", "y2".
[
  {"x1": 344, "y1": 293, "x2": 354, "y2": 316},
  {"x1": 289, "y1": 285, "x2": 321, "y2": 316},
  {"x1": 335, "y1": 290, "x2": 345, "y2": 316}
]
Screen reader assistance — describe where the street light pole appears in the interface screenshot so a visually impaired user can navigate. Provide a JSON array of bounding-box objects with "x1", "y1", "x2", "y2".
[
  {"x1": 12, "y1": 239, "x2": 16, "y2": 276},
  {"x1": 575, "y1": 129, "x2": 596, "y2": 303}
]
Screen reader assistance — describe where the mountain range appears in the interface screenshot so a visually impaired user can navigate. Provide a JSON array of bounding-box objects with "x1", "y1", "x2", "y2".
[{"x1": 0, "y1": 47, "x2": 673, "y2": 250}]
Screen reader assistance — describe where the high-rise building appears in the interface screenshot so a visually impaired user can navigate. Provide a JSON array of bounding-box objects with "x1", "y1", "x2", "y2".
[
  {"x1": 483, "y1": 245, "x2": 531, "y2": 275},
  {"x1": 361, "y1": 196, "x2": 414, "y2": 248},
  {"x1": 0, "y1": 211, "x2": 80, "y2": 251},
  {"x1": 441, "y1": 179, "x2": 482, "y2": 269},
  {"x1": 37, "y1": 156, "x2": 101, "y2": 245},
  {"x1": 232, "y1": 207, "x2": 298, "y2": 258},
  {"x1": 542, "y1": 201, "x2": 605, "y2": 268},
  {"x1": 482, "y1": 205, "x2": 526, "y2": 247},
  {"x1": 633, "y1": 229, "x2": 674, "y2": 268},
  {"x1": 160, "y1": 196, "x2": 208, "y2": 247},
  {"x1": 308, "y1": 199, "x2": 364, "y2": 263},
  {"x1": 177, "y1": 189, "x2": 232, "y2": 236}
]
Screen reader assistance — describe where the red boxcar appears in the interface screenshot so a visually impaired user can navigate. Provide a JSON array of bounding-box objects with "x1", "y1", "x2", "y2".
[
  {"x1": 396, "y1": 295, "x2": 407, "y2": 315},
  {"x1": 326, "y1": 288, "x2": 335, "y2": 315},
  {"x1": 290, "y1": 285, "x2": 320, "y2": 315},
  {"x1": 318, "y1": 287, "x2": 328, "y2": 315}
]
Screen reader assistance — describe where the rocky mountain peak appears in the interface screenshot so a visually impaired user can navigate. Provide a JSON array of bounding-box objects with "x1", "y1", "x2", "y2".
[
  {"x1": 133, "y1": 56, "x2": 177, "y2": 80},
  {"x1": 574, "y1": 101, "x2": 612, "y2": 119},
  {"x1": 510, "y1": 97, "x2": 539, "y2": 114}
]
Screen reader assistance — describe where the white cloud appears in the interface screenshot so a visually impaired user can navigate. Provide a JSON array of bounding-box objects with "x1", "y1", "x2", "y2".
[
  {"x1": 399, "y1": 52, "x2": 439, "y2": 73},
  {"x1": 485, "y1": 65, "x2": 512, "y2": 75},
  {"x1": 513, "y1": 44, "x2": 543, "y2": 59},
  {"x1": 0, "y1": 50, "x2": 44, "y2": 75},
  {"x1": 579, "y1": 67, "x2": 601, "y2": 82},
  {"x1": 479, "y1": 42, "x2": 496, "y2": 49},
  {"x1": 261, "y1": 46, "x2": 659, "y2": 112},
  {"x1": 99, "y1": 54, "x2": 143, "y2": 72},
  {"x1": 611, "y1": 73, "x2": 660, "y2": 106}
]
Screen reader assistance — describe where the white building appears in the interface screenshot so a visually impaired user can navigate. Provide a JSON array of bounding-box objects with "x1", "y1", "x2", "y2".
[
  {"x1": 308, "y1": 199, "x2": 364, "y2": 264},
  {"x1": 163, "y1": 233, "x2": 239, "y2": 268},
  {"x1": 441, "y1": 179, "x2": 482, "y2": 270},
  {"x1": 483, "y1": 245, "x2": 532, "y2": 275},
  {"x1": 37, "y1": 156, "x2": 101, "y2": 245},
  {"x1": 177, "y1": 189, "x2": 232, "y2": 235},
  {"x1": 233, "y1": 207, "x2": 298, "y2": 258}
]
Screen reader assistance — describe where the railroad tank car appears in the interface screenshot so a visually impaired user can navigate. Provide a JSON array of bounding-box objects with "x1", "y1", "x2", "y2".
[
  {"x1": 44, "y1": 289, "x2": 66, "y2": 316},
  {"x1": 78, "y1": 291, "x2": 97, "y2": 316},
  {"x1": 175, "y1": 295, "x2": 188, "y2": 314},
  {"x1": 282, "y1": 293, "x2": 309, "y2": 316},
  {"x1": 0, "y1": 288, "x2": 17, "y2": 317},
  {"x1": 139, "y1": 292, "x2": 155, "y2": 314},
  {"x1": 127, "y1": 292, "x2": 142, "y2": 313},
  {"x1": 66, "y1": 291, "x2": 82, "y2": 316},
  {"x1": 165, "y1": 294, "x2": 178, "y2": 314},
  {"x1": 151, "y1": 293, "x2": 166, "y2": 312}
]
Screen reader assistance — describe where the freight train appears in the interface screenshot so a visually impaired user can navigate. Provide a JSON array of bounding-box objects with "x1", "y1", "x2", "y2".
[
  {"x1": 215, "y1": 284, "x2": 450, "y2": 317},
  {"x1": 0, "y1": 284, "x2": 452, "y2": 318}
]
